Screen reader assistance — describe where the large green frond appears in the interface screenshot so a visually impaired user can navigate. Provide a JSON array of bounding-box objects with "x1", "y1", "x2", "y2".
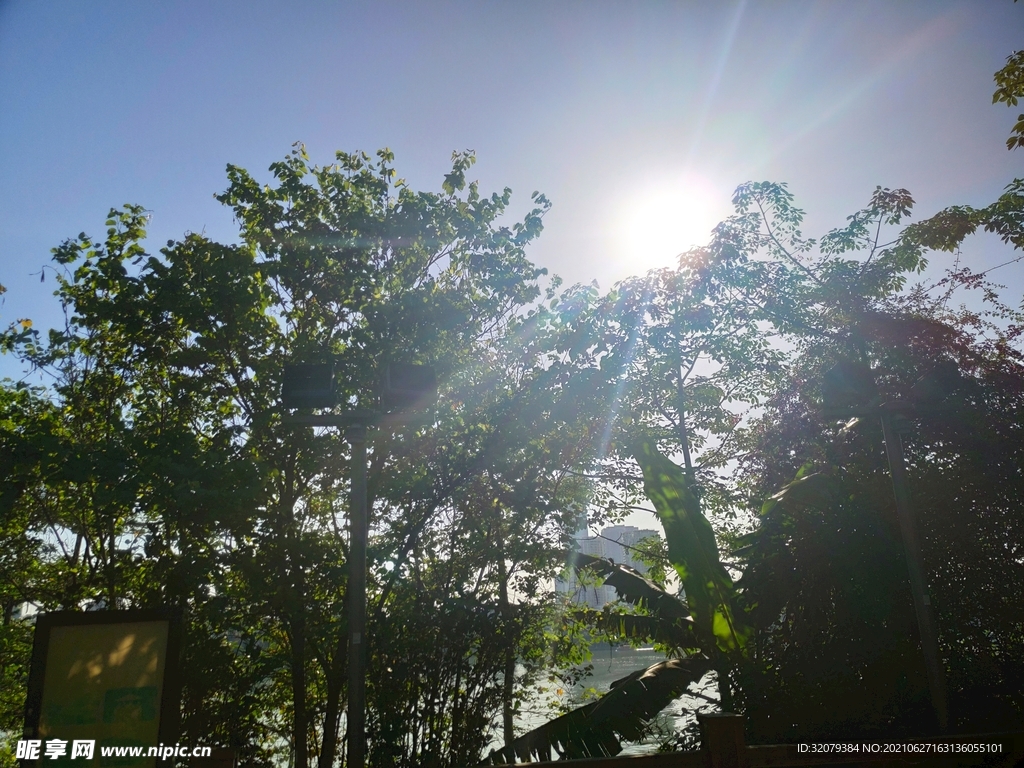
[
  {"x1": 573, "y1": 553, "x2": 690, "y2": 623},
  {"x1": 631, "y1": 440, "x2": 749, "y2": 653},
  {"x1": 480, "y1": 657, "x2": 712, "y2": 764}
]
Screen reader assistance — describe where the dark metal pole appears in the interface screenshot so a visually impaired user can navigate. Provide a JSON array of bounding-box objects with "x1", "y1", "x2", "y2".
[
  {"x1": 282, "y1": 362, "x2": 434, "y2": 767},
  {"x1": 347, "y1": 425, "x2": 368, "y2": 768},
  {"x1": 879, "y1": 411, "x2": 948, "y2": 730}
]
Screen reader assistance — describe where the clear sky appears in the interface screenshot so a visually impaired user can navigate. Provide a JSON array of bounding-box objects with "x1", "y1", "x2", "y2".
[{"x1": 0, "y1": 0, "x2": 1021, "y2": 384}]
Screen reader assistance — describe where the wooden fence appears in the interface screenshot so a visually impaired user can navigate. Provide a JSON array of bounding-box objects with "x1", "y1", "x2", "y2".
[
  {"x1": 496, "y1": 715, "x2": 1024, "y2": 768},
  {"x1": 194, "y1": 715, "x2": 1024, "y2": 768}
]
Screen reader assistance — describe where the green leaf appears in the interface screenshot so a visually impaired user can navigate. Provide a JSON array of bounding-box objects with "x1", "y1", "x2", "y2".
[
  {"x1": 759, "y1": 470, "x2": 834, "y2": 519},
  {"x1": 572, "y1": 608, "x2": 694, "y2": 649},
  {"x1": 573, "y1": 553, "x2": 690, "y2": 624},
  {"x1": 481, "y1": 657, "x2": 711, "y2": 764},
  {"x1": 630, "y1": 439, "x2": 749, "y2": 653}
]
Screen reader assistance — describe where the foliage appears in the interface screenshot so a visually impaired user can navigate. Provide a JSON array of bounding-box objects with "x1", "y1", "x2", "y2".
[
  {"x1": 482, "y1": 657, "x2": 710, "y2": 764},
  {"x1": 513, "y1": 148, "x2": 1024, "y2": 753},
  {"x1": 630, "y1": 440, "x2": 747, "y2": 654},
  {"x1": 736, "y1": 465, "x2": 932, "y2": 741},
  {"x1": 734, "y1": 303, "x2": 1024, "y2": 740},
  {"x1": 993, "y1": 47, "x2": 1024, "y2": 151},
  {"x1": 898, "y1": 180, "x2": 1024, "y2": 252},
  {"x1": 480, "y1": 543, "x2": 714, "y2": 763},
  {"x1": 573, "y1": 554, "x2": 691, "y2": 630},
  {"x1": 0, "y1": 146, "x2": 596, "y2": 768}
]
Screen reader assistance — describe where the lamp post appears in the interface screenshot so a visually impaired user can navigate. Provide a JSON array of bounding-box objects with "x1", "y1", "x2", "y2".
[
  {"x1": 281, "y1": 362, "x2": 436, "y2": 768},
  {"x1": 821, "y1": 361, "x2": 952, "y2": 731}
]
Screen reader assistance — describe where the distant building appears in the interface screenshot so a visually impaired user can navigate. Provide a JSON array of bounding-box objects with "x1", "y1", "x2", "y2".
[
  {"x1": 11, "y1": 602, "x2": 39, "y2": 622},
  {"x1": 557, "y1": 524, "x2": 659, "y2": 609}
]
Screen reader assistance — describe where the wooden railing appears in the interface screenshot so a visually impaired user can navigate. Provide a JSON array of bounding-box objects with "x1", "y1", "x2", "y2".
[{"x1": 498, "y1": 715, "x2": 1024, "y2": 768}]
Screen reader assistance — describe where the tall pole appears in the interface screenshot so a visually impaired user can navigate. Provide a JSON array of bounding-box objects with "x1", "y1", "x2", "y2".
[
  {"x1": 879, "y1": 411, "x2": 948, "y2": 731},
  {"x1": 282, "y1": 362, "x2": 435, "y2": 767},
  {"x1": 347, "y1": 425, "x2": 368, "y2": 768}
]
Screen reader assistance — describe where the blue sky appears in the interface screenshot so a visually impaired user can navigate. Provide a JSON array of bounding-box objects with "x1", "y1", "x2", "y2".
[{"x1": 0, "y1": 1, "x2": 1020, "y2": 382}]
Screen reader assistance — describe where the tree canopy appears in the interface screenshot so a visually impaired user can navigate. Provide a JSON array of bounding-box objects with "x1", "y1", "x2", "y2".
[
  {"x1": 3, "y1": 36, "x2": 1024, "y2": 763},
  {"x1": 0, "y1": 146, "x2": 602, "y2": 768}
]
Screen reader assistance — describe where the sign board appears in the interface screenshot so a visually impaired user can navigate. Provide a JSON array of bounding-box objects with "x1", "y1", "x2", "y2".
[{"x1": 23, "y1": 609, "x2": 182, "y2": 768}]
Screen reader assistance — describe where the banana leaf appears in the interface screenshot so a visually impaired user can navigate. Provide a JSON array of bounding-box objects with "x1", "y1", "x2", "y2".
[
  {"x1": 759, "y1": 468, "x2": 833, "y2": 518},
  {"x1": 571, "y1": 554, "x2": 694, "y2": 648},
  {"x1": 479, "y1": 657, "x2": 712, "y2": 764},
  {"x1": 631, "y1": 439, "x2": 749, "y2": 653},
  {"x1": 573, "y1": 553, "x2": 691, "y2": 623},
  {"x1": 570, "y1": 608, "x2": 694, "y2": 650}
]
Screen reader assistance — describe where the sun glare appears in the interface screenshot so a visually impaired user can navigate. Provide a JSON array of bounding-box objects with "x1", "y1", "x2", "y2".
[{"x1": 612, "y1": 174, "x2": 727, "y2": 275}]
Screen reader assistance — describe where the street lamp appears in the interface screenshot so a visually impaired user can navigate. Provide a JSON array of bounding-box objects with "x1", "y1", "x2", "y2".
[
  {"x1": 281, "y1": 361, "x2": 437, "y2": 768},
  {"x1": 821, "y1": 360, "x2": 955, "y2": 731}
]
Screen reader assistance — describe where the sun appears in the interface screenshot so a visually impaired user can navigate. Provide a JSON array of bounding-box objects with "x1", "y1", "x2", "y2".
[{"x1": 612, "y1": 173, "x2": 727, "y2": 275}]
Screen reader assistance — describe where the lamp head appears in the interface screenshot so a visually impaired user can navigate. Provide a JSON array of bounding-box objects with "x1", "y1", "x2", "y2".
[
  {"x1": 822, "y1": 360, "x2": 878, "y2": 412},
  {"x1": 910, "y1": 360, "x2": 963, "y2": 404},
  {"x1": 381, "y1": 363, "x2": 437, "y2": 411},
  {"x1": 282, "y1": 363, "x2": 336, "y2": 409}
]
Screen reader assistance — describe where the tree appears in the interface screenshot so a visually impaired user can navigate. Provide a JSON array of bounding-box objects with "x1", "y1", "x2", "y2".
[
  {"x1": 1, "y1": 146, "x2": 597, "y2": 768},
  {"x1": 0, "y1": 385, "x2": 54, "y2": 767},
  {"x1": 495, "y1": 162, "x2": 1024, "y2": 755},
  {"x1": 735, "y1": 305, "x2": 1024, "y2": 740},
  {"x1": 698, "y1": 168, "x2": 1024, "y2": 738}
]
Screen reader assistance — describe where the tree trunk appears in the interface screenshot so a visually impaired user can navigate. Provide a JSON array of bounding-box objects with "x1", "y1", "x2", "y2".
[
  {"x1": 279, "y1": 473, "x2": 309, "y2": 768},
  {"x1": 291, "y1": 618, "x2": 308, "y2": 768},
  {"x1": 675, "y1": 364, "x2": 697, "y2": 490},
  {"x1": 317, "y1": 631, "x2": 347, "y2": 768},
  {"x1": 495, "y1": 517, "x2": 516, "y2": 748},
  {"x1": 502, "y1": 650, "x2": 516, "y2": 747}
]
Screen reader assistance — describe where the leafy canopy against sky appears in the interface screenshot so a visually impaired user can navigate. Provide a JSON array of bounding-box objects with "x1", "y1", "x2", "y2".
[{"x1": 0, "y1": 0, "x2": 1019, "y2": 355}]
